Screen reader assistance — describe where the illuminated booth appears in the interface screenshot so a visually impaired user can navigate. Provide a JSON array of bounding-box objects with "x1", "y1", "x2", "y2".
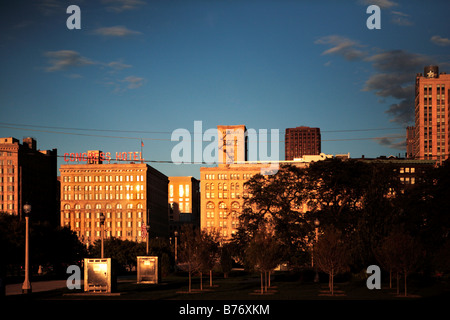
[
  {"x1": 84, "y1": 258, "x2": 116, "y2": 293},
  {"x1": 137, "y1": 256, "x2": 160, "y2": 284}
]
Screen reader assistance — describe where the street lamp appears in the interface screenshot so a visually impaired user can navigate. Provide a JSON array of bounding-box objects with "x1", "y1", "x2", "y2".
[
  {"x1": 22, "y1": 203, "x2": 32, "y2": 294},
  {"x1": 100, "y1": 213, "x2": 105, "y2": 258},
  {"x1": 174, "y1": 231, "x2": 178, "y2": 264},
  {"x1": 314, "y1": 218, "x2": 320, "y2": 283},
  {"x1": 146, "y1": 225, "x2": 150, "y2": 255}
]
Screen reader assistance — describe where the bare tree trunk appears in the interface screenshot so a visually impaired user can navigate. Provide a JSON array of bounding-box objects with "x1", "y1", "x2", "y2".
[
  {"x1": 189, "y1": 271, "x2": 192, "y2": 293},
  {"x1": 396, "y1": 272, "x2": 399, "y2": 295},
  {"x1": 210, "y1": 270, "x2": 213, "y2": 287},
  {"x1": 264, "y1": 272, "x2": 268, "y2": 292},
  {"x1": 268, "y1": 271, "x2": 271, "y2": 289},
  {"x1": 200, "y1": 271, "x2": 203, "y2": 291},
  {"x1": 260, "y1": 272, "x2": 264, "y2": 294},
  {"x1": 389, "y1": 269, "x2": 392, "y2": 289},
  {"x1": 404, "y1": 272, "x2": 407, "y2": 297}
]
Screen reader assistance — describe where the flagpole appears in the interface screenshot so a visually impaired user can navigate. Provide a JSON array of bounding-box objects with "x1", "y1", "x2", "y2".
[{"x1": 141, "y1": 139, "x2": 144, "y2": 163}]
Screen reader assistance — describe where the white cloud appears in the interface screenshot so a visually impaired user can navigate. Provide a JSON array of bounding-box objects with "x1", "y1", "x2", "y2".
[
  {"x1": 314, "y1": 35, "x2": 367, "y2": 61},
  {"x1": 390, "y1": 11, "x2": 413, "y2": 26},
  {"x1": 93, "y1": 26, "x2": 142, "y2": 37},
  {"x1": 44, "y1": 50, "x2": 94, "y2": 72},
  {"x1": 107, "y1": 61, "x2": 132, "y2": 70},
  {"x1": 122, "y1": 76, "x2": 144, "y2": 89},
  {"x1": 430, "y1": 35, "x2": 450, "y2": 47}
]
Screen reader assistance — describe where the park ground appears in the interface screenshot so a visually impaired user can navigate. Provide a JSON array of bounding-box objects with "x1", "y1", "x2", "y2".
[
  {"x1": 4, "y1": 270, "x2": 449, "y2": 318},
  {"x1": 5, "y1": 269, "x2": 450, "y2": 300}
]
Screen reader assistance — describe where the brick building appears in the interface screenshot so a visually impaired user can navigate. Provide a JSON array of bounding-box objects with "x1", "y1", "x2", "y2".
[{"x1": 59, "y1": 154, "x2": 169, "y2": 245}]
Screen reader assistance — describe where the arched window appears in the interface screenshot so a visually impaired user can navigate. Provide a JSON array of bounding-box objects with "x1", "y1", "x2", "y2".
[
  {"x1": 137, "y1": 203, "x2": 143, "y2": 209},
  {"x1": 127, "y1": 203, "x2": 133, "y2": 209},
  {"x1": 64, "y1": 204, "x2": 71, "y2": 210},
  {"x1": 85, "y1": 204, "x2": 92, "y2": 210},
  {"x1": 231, "y1": 202, "x2": 240, "y2": 209},
  {"x1": 116, "y1": 204, "x2": 122, "y2": 209},
  {"x1": 219, "y1": 202, "x2": 227, "y2": 209},
  {"x1": 206, "y1": 202, "x2": 215, "y2": 209}
]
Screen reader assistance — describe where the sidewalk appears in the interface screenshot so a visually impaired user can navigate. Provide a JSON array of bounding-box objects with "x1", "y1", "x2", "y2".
[{"x1": 6, "y1": 280, "x2": 68, "y2": 296}]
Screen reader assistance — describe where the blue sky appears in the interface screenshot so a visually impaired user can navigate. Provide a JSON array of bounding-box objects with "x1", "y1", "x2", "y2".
[{"x1": 1, "y1": 0, "x2": 449, "y2": 179}]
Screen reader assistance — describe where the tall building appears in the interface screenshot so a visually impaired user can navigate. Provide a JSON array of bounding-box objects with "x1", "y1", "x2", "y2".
[
  {"x1": 168, "y1": 176, "x2": 200, "y2": 234},
  {"x1": 0, "y1": 137, "x2": 58, "y2": 224},
  {"x1": 285, "y1": 126, "x2": 321, "y2": 160},
  {"x1": 59, "y1": 158, "x2": 169, "y2": 245},
  {"x1": 414, "y1": 66, "x2": 450, "y2": 163},
  {"x1": 217, "y1": 125, "x2": 247, "y2": 164}
]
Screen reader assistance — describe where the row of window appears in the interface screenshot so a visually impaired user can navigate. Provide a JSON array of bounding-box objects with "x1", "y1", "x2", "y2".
[
  {"x1": 205, "y1": 211, "x2": 240, "y2": 219},
  {"x1": 62, "y1": 193, "x2": 146, "y2": 201},
  {"x1": 75, "y1": 230, "x2": 144, "y2": 240},
  {"x1": 204, "y1": 182, "x2": 242, "y2": 190},
  {"x1": 204, "y1": 173, "x2": 254, "y2": 180},
  {"x1": 205, "y1": 201, "x2": 240, "y2": 209},
  {"x1": 62, "y1": 175, "x2": 145, "y2": 183},
  {"x1": 205, "y1": 220, "x2": 239, "y2": 228},
  {"x1": 63, "y1": 211, "x2": 144, "y2": 219},
  {"x1": 66, "y1": 220, "x2": 144, "y2": 229},
  {"x1": 63, "y1": 203, "x2": 144, "y2": 210}
]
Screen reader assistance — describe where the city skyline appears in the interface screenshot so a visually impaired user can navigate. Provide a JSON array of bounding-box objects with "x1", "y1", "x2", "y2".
[{"x1": 1, "y1": 0, "x2": 450, "y2": 179}]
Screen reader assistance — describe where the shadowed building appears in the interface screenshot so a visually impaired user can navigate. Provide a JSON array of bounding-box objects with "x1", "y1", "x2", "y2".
[
  {"x1": 0, "y1": 137, "x2": 58, "y2": 225},
  {"x1": 285, "y1": 126, "x2": 321, "y2": 160}
]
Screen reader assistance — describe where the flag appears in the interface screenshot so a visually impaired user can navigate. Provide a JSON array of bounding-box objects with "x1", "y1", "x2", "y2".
[{"x1": 141, "y1": 140, "x2": 144, "y2": 147}]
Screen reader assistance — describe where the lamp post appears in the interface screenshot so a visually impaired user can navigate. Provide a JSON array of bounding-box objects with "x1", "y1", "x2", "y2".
[
  {"x1": 314, "y1": 218, "x2": 320, "y2": 283},
  {"x1": 22, "y1": 203, "x2": 32, "y2": 294},
  {"x1": 174, "y1": 231, "x2": 178, "y2": 264},
  {"x1": 100, "y1": 213, "x2": 105, "y2": 258},
  {"x1": 146, "y1": 225, "x2": 150, "y2": 255}
]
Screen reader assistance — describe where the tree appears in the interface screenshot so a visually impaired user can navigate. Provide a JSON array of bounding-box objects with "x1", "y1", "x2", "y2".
[
  {"x1": 314, "y1": 227, "x2": 351, "y2": 295},
  {"x1": 244, "y1": 225, "x2": 283, "y2": 294},
  {"x1": 177, "y1": 225, "x2": 202, "y2": 293},
  {"x1": 198, "y1": 229, "x2": 220, "y2": 289},
  {"x1": 234, "y1": 164, "x2": 313, "y2": 268},
  {"x1": 220, "y1": 243, "x2": 234, "y2": 279},
  {"x1": 375, "y1": 229, "x2": 423, "y2": 296}
]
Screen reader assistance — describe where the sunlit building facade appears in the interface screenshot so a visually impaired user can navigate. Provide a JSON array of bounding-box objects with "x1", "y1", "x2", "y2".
[
  {"x1": 414, "y1": 66, "x2": 450, "y2": 163},
  {"x1": 59, "y1": 157, "x2": 169, "y2": 245},
  {"x1": 168, "y1": 176, "x2": 200, "y2": 234}
]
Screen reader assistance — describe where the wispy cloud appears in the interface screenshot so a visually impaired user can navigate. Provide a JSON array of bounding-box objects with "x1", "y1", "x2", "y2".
[
  {"x1": 107, "y1": 61, "x2": 132, "y2": 70},
  {"x1": 375, "y1": 134, "x2": 406, "y2": 150},
  {"x1": 44, "y1": 50, "x2": 95, "y2": 72},
  {"x1": 93, "y1": 26, "x2": 142, "y2": 37},
  {"x1": 430, "y1": 35, "x2": 450, "y2": 47},
  {"x1": 390, "y1": 11, "x2": 413, "y2": 26},
  {"x1": 122, "y1": 76, "x2": 144, "y2": 89},
  {"x1": 314, "y1": 35, "x2": 368, "y2": 61},
  {"x1": 101, "y1": 0, "x2": 146, "y2": 12}
]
